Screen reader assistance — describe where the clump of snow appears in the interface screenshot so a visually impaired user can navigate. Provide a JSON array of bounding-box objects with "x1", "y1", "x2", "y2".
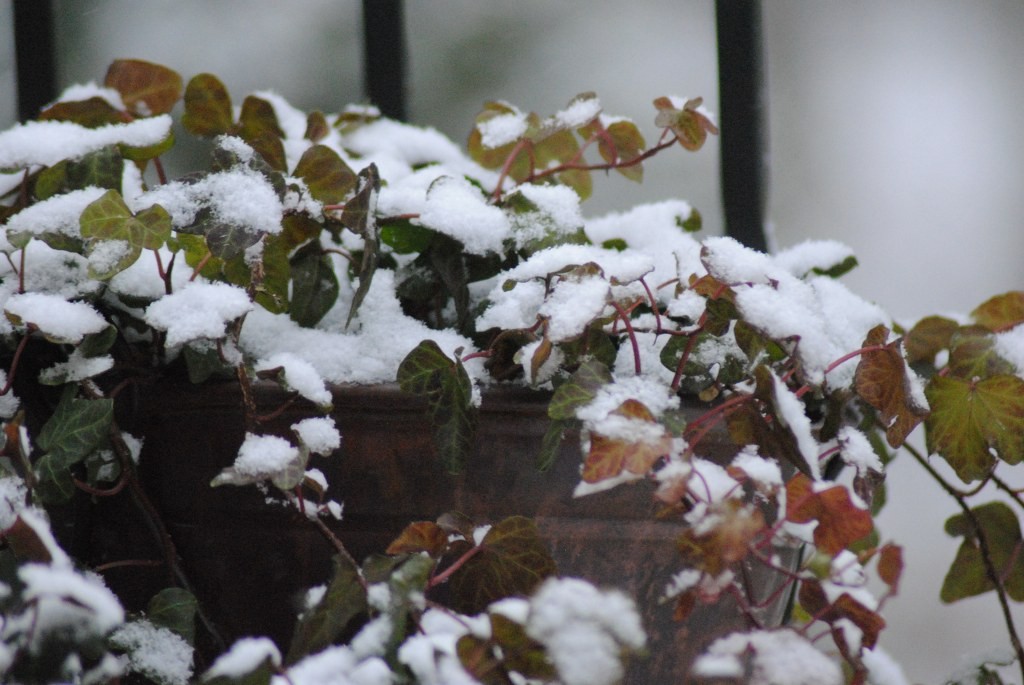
[
  {"x1": 256, "y1": 353, "x2": 332, "y2": 406},
  {"x1": 144, "y1": 282, "x2": 253, "y2": 347},
  {"x1": 476, "y1": 103, "x2": 529, "y2": 149},
  {"x1": 837, "y1": 426, "x2": 884, "y2": 475},
  {"x1": 53, "y1": 81, "x2": 127, "y2": 111},
  {"x1": 0, "y1": 372, "x2": 19, "y2": 419},
  {"x1": 416, "y1": 175, "x2": 509, "y2": 255},
  {"x1": 525, "y1": 577, "x2": 645, "y2": 685},
  {"x1": 203, "y1": 637, "x2": 280, "y2": 681},
  {"x1": 110, "y1": 619, "x2": 193, "y2": 685},
  {"x1": 546, "y1": 94, "x2": 602, "y2": 130},
  {"x1": 4, "y1": 292, "x2": 107, "y2": 344},
  {"x1": 38, "y1": 349, "x2": 114, "y2": 384},
  {"x1": 731, "y1": 448, "x2": 783, "y2": 490},
  {"x1": 292, "y1": 417, "x2": 341, "y2": 456},
  {"x1": 775, "y1": 239, "x2": 856, "y2": 278},
  {"x1": 0, "y1": 115, "x2": 172, "y2": 169},
  {"x1": 4, "y1": 186, "x2": 106, "y2": 240},
  {"x1": 274, "y1": 644, "x2": 391, "y2": 685},
  {"x1": 0, "y1": 476, "x2": 27, "y2": 529},
  {"x1": 230, "y1": 433, "x2": 300, "y2": 478},
  {"x1": 693, "y1": 629, "x2": 841, "y2": 685},
  {"x1": 17, "y1": 562, "x2": 124, "y2": 649}
]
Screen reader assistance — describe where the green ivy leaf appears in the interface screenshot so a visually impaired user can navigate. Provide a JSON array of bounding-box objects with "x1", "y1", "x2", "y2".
[
  {"x1": 653, "y1": 96, "x2": 719, "y2": 151},
  {"x1": 380, "y1": 220, "x2": 435, "y2": 254},
  {"x1": 397, "y1": 340, "x2": 478, "y2": 472},
  {"x1": 104, "y1": 59, "x2": 183, "y2": 115},
  {"x1": 292, "y1": 145, "x2": 357, "y2": 205},
  {"x1": 904, "y1": 315, "x2": 960, "y2": 365},
  {"x1": 289, "y1": 240, "x2": 340, "y2": 327},
  {"x1": 36, "y1": 146, "x2": 124, "y2": 200},
  {"x1": 182, "y1": 73, "x2": 234, "y2": 137},
  {"x1": 36, "y1": 394, "x2": 113, "y2": 468},
  {"x1": 120, "y1": 129, "x2": 175, "y2": 162},
  {"x1": 80, "y1": 189, "x2": 133, "y2": 239},
  {"x1": 536, "y1": 417, "x2": 571, "y2": 473},
  {"x1": 941, "y1": 501, "x2": 1024, "y2": 603},
  {"x1": 449, "y1": 516, "x2": 556, "y2": 614},
  {"x1": 811, "y1": 254, "x2": 858, "y2": 279},
  {"x1": 286, "y1": 554, "x2": 367, "y2": 665},
  {"x1": 205, "y1": 224, "x2": 263, "y2": 261},
  {"x1": 133, "y1": 204, "x2": 173, "y2": 250},
  {"x1": 78, "y1": 325, "x2": 118, "y2": 358},
  {"x1": 925, "y1": 374, "x2": 1024, "y2": 482},
  {"x1": 147, "y1": 587, "x2": 198, "y2": 645},
  {"x1": 33, "y1": 453, "x2": 76, "y2": 504},
  {"x1": 946, "y1": 327, "x2": 1016, "y2": 380},
  {"x1": 547, "y1": 359, "x2": 612, "y2": 420}
]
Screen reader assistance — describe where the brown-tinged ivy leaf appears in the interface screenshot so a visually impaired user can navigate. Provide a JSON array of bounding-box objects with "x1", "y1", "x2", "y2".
[
  {"x1": 972, "y1": 291, "x2": 1024, "y2": 332},
  {"x1": 925, "y1": 374, "x2": 1024, "y2": 482},
  {"x1": 946, "y1": 327, "x2": 1015, "y2": 379},
  {"x1": 677, "y1": 500, "x2": 764, "y2": 576},
  {"x1": 182, "y1": 73, "x2": 234, "y2": 136},
  {"x1": 786, "y1": 473, "x2": 873, "y2": 556},
  {"x1": 343, "y1": 164, "x2": 381, "y2": 328},
  {"x1": 941, "y1": 502, "x2": 1024, "y2": 603},
  {"x1": 304, "y1": 111, "x2": 330, "y2": 142},
  {"x1": 293, "y1": 145, "x2": 357, "y2": 205},
  {"x1": 489, "y1": 613, "x2": 557, "y2": 680},
  {"x1": 876, "y1": 543, "x2": 903, "y2": 593},
  {"x1": 457, "y1": 634, "x2": 513, "y2": 685},
  {"x1": 104, "y1": 59, "x2": 182, "y2": 116},
  {"x1": 38, "y1": 97, "x2": 125, "y2": 128},
  {"x1": 829, "y1": 593, "x2": 886, "y2": 650},
  {"x1": 854, "y1": 325, "x2": 928, "y2": 447},
  {"x1": 437, "y1": 511, "x2": 476, "y2": 540},
  {"x1": 386, "y1": 521, "x2": 449, "y2": 557},
  {"x1": 601, "y1": 120, "x2": 646, "y2": 182},
  {"x1": 581, "y1": 399, "x2": 672, "y2": 483},
  {"x1": 3, "y1": 515, "x2": 55, "y2": 563},
  {"x1": 904, "y1": 315, "x2": 959, "y2": 365},
  {"x1": 653, "y1": 96, "x2": 719, "y2": 151},
  {"x1": 238, "y1": 96, "x2": 287, "y2": 171},
  {"x1": 286, "y1": 553, "x2": 368, "y2": 664},
  {"x1": 449, "y1": 516, "x2": 556, "y2": 614},
  {"x1": 529, "y1": 336, "x2": 553, "y2": 383}
]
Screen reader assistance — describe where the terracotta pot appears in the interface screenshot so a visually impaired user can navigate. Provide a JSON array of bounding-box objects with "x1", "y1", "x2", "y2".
[{"x1": 110, "y1": 380, "x2": 798, "y2": 683}]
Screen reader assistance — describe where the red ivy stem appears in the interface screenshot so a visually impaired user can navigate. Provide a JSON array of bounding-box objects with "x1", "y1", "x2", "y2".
[
  {"x1": 531, "y1": 135, "x2": 679, "y2": 185},
  {"x1": 0, "y1": 330, "x2": 32, "y2": 396},
  {"x1": 73, "y1": 474, "x2": 128, "y2": 497},
  {"x1": 639, "y1": 277, "x2": 663, "y2": 336},
  {"x1": 793, "y1": 344, "x2": 889, "y2": 399},
  {"x1": 429, "y1": 543, "x2": 484, "y2": 588},
  {"x1": 610, "y1": 300, "x2": 642, "y2": 375},
  {"x1": 491, "y1": 138, "x2": 530, "y2": 201},
  {"x1": 153, "y1": 156, "x2": 168, "y2": 186},
  {"x1": 94, "y1": 559, "x2": 164, "y2": 573},
  {"x1": 903, "y1": 440, "x2": 1024, "y2": 680}
]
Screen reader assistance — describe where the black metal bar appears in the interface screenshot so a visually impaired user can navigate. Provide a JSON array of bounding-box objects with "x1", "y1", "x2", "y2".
[
  {"x1": 13, "y1": 0, "x2": 57, "y2": 122},
  {"x1": 361, "y1": 0, "x2": 407, "y2": 121},
  {"x1": 716, "y1": 0, "x2": 769, "y2": 252}
]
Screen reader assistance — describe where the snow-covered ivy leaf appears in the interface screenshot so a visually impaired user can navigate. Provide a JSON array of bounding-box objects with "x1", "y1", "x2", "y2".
[
  {"x1": 38, "y1": 96, "x2": 124, "y2": 128},
  {"x1": 104, "y1": 58, "x2": 183, "y2": 116},
  {"x1": 941, "y1": 501, "x2": 1024, "y2": 603},
  {"x1": 786, "y1": 474, "x2": 873, "y2": 556},
  {"x1": 148, "y1": 587, "x2": 198, "y2": 646},
  {"x1": 450, "y1": 516, "x2": 556, "y2": 614},
  {"x1": 581, "y1": 399, "x2": 672, "y2": 483},
  {"x1": 678, "y1": 500, "x2": 764, "y2": 576},
  {"x1": 853, "y1": 325, "x2": 928, "y2": 448},
  {"x1": 202, "y1": 637, "x2": 280, "y2": 685},
  {"x1": 386, "y1": 521, "x2": 448, "y2": 557},
  {"x1": 971, "y1": 291, "x2": 1024, "y2": 332},
  {"x1": 36, "y1": 145, "x2": 123, "y2": 199},
  {"x1": 798, "y1": 581, "x2": 885, "y2": 650},
  {"x1": 286, "y1": 554, "x2": 367, "y2": 665},
  {"x1": 182, "y1": 73, "x2": 233, "y2": 137},
  {"x1": 36, "y1": 394, "x2": 113, "y2": 468},
  {"x1": 925, "y1": 374, "x2": 1024, "y2": 482},
  {"x1": 292, "y1": 144, "x2": 356, "y2": 205}
]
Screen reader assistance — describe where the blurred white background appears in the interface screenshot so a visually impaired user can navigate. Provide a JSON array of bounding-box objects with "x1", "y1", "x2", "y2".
[{"x1": 3, "y1": 2, "x2": 1024, "y2": 682}]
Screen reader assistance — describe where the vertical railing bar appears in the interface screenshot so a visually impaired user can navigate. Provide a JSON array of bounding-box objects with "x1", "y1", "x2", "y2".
[
  {"x1": 13, "y1": 0, "x2": 58, "y2": 122},
  {"x1": 715, "y1": 0, "x2": 770, "y2": 252},
  {"x1": 361, "y1": 0, "x2": 407, "y2": 121}
]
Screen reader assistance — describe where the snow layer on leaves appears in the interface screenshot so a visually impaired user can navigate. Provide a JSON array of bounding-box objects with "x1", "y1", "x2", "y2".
[
  {"x1": 540, "y1": 275, "x2": 610, "y2": 342},
  {"x1": 0, "y1": 115, "x2": 172, "y2": 169},
  {"x1": 240, "y1": 270, "x2": 478, "y2": 385},
  {"x1": 110, "y1": 619, "x2": 193, "y2": 685},
  {"x1": 837, "y1": 426, "x2": 884, "y2": 475},
  {"x1": 704, "y1": 237, "x2": 887, "y2": 387},
  {"x1": 525, "y1": 577, "x2": 645, "y2": 685},
  {"x1": 4, "y1": 292, "x2": 107, "y2": 344},
  {"x1": 232, "y1": 433, "x2": 300, "y2": 478},
  {"x1": 135, "y1": 164, "x2": 284, "y2": 236},
  {"x1": 256, "y1": 353, "x2": 332, "y2": 406},
  {"x1": 693, "y1": 629, "x2": 841, "y2": 685},
  {"x1": 204, "y1": 637, "x2": 281, "y2": 680},
  {"x1": 775, "y1": 239, "x2": 856, "y2": 278},
  {"x1": 275, "y1": 645, "x2": 391, "y2": 685},
  {"x1": 0, "y1": 372, "x2": 19, "y2": 419},
  {"x1": 861, "y1": 647, "x2": 910, "y2": 685},
  {"x1": 54, "y1": 81, "x2": 126, "y2": 111},
  {"x1": 508, "y1": 183, "x2": 584, "y2": 248},
  {"x1": 144, "y1": 282, "x2": 253, "y2": 347},
  {"x1": 770, "y1": 369, "x2": 822, "y2": 479},
  {"x1": 0, "y1": 476, "x2": 27, "y2": 529},
  {"x1": 38, "y1": 349, "x2": 114, "y2": 384},
  {"x1": 4, "y1": 186, "x2": 106, "y2": 239},
  {"x1": 547, "y1": 95, "x2": 601, "y2": 130},
  {"x1": 731, "y1": 448, "x2": 783, "y2": 490},
  {"x1": 476, "y1": 103, "x2": 528, "y2": 149},
  {"x1": 416, "y1": 175, "x2": 509, "y2": 255},
  {"x1": 398, "y1": 609, "x2": 487, "y2": 685},
  {"x1": 18, "y1": 562, "x2": 124, "y2": 642},
  {"x1": 292, "y1": 417, "x2": 341, "y2": 456}
]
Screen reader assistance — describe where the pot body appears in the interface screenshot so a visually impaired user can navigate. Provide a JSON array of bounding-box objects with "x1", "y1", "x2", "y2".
[{"x1": 120, "y1": 381, "x2": 797, "y2": 683}]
